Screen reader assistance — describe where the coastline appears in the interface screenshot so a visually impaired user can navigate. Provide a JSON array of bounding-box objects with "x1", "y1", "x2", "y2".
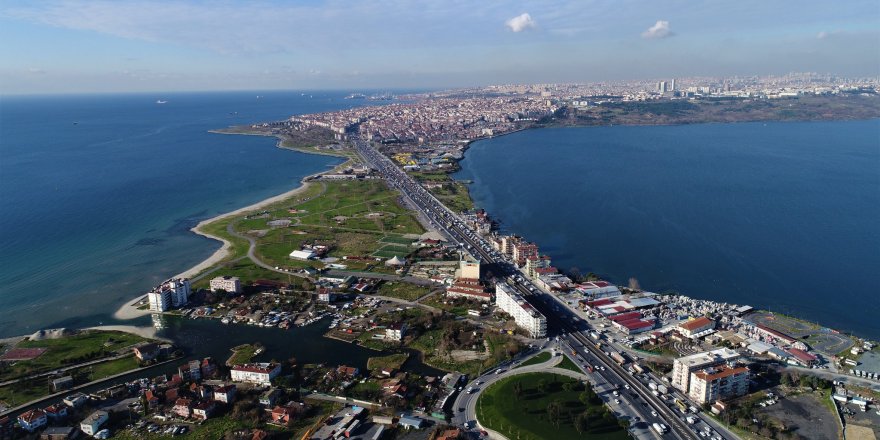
[{"x1": 112, "y1": 131, "x2": 351, "y2": 322}]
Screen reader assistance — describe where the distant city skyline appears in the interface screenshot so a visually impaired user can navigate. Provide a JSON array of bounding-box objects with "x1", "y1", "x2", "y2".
[{"x1": 1, "y1": 0, "x2": 878, "y2": 94}]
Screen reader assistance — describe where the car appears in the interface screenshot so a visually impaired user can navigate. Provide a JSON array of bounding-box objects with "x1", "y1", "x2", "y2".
[
  {"x1": 458, "y1": 407, "x2": 465, "y2": 412},
  {"x1": 651, "y1": 410, "x2": 658, "y2": 417}
]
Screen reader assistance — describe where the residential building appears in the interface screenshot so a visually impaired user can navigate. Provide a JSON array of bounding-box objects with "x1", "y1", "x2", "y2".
[
  {"x1": 62, "y1": 393, "x2": 88, "y2": 408},
  {"x1": 677, "y1": 316, "x2": 716, "y2": 339},
  {"x1": 688, "y1": 365, "x2": 750, "y2": 404},
  {"x1": 148, "y1": 278, "x2": 191, "y2": 312},
  {"x1": 79, "y1": 411, "x2": 109, "y2": 437},
  {"x1": 173, "y1": 398, "x2": 192, "y2": 418},
  {"x1": 43, "y1": 404, "x2": 68, "y2": 421},
  {"x1": 209, "y1": 276, "x2": 242, "y2": 294},
  {"x1": 458, "y1": 259, "x2": 480, "y2": 280},
  {"x1": 671, "y1": 348, "x2": 741, "y2": 393},
  {"x1": 512, "y1": 242, "x2": 538, "y2": 266},
  {"x1": 192, "y1": 401, "x2": 216, "y2": 420},
  {"x1": 213, "y1": 384, "x2": 237, "y2": 403},
  {"x1": 495, "y1": 282, "x2": 547, "y2": 338},
  {"x1": 40, "y1": 426, "x2": 77, "y2": 440},
  {"x1": 445, "y1": 278, "x2": 491, "y2": 302},
  {"x1": 178, "y1": 359, "x2": 202, "y2": 381},
  {"x1": 231, "y1": 363, "x2": 281, "y2": 386},
  {"x1": 18, "y1": 409, "x2": 47, "y2": 432},
  {"x1": 51, "y1": 376, "x2": 74, "y2": 392},
  {"x1": 385, "y1": 323, "x2": 407, "y2": 342},
  {"x1": 259, "y1": 388, "x2": 282, "y2": 407}
]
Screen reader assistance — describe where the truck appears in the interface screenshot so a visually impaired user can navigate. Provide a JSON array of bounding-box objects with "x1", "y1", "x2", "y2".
[
  {"x1": 610, "y1": 351, "x2": 627, "y2": 365},
  {"x1": 686, "y1": 416, "x2": 697, "y2": 424},
  {"x1": 590, "y1": 331, "x2": 601, "y2": 340},
  {"x1": 652, "y1": 423, "x2": 668, "y2": 434},
  {"x1": 657, "y1": 384, "x2": 669, "y2": 394},
  {"x1": 648, "y1": 382, "x2": 659, "y2": 391}
]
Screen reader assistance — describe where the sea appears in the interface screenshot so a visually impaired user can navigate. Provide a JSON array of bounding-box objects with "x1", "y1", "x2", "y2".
[
  {"x1": 455, "y1": 119, "x2": 880, "y2": 339},
  {"x1": 0, "y1": 91, "x2": 389, "y2": 338},
  {"x1": 2, "y1": 94, "x2": 878, "y2": 342}
]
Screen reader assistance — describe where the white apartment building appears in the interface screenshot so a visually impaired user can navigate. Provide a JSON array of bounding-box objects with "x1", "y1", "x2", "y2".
[
  {"x1": 80, "y1": 410, "x2": 109, "y2": 436},
  {"x1": 385, "y1": 323, "x2": 407, "y2": 342},
  {"x1": 495, "y1": 282, "x2": 547, "y2": 338},
  {"x1": 230, "y1": 363, "x2": 281, "y2": 386},
  {"x1": 209, "y1": 276, "x2": 242, "y2": 294},
  {"x1": 148, "y1": 278, "x2": 191, "y2": 312},
  {"x1": 672, "y1": 348, "x2": 741, "y2": 393},
  {"x1": 688, "y1": 365, "x2": 750, "y2": 404}
]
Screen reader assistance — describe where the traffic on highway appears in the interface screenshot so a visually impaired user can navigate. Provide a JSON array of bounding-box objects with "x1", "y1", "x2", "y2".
[{"x1": 352, "y1": 137, "x2": 732, "y2": 440}]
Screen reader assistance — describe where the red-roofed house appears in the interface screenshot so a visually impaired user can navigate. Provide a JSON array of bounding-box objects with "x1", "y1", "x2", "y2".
[
  {"x1": 786, "y1": 348, "x2": 819, "y2": 367},
  {"x1": 677, "y1": 317, "x2": 716, "y2": 338},
  {"x1": 17, "y1": 409, "x2": 47, "y2": 432},
  {"x1": 173, "y1": 398, "x2": 192, "y2": 418}
]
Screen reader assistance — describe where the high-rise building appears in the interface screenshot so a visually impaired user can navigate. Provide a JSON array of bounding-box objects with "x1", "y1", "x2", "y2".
[
  {"x1": 658, "y1": 81, "x2": 668, "y2": 93},
  {"x1": 148, "y1": 278, "x2": 191, "y2": 312},
  {"x1": 671, "y1": 79, "x2": 676, "y2": 91},
  {"x1": 671, "y1": 348, "x2": 741, "y2": 393},
  {"x1": 688, "y1": 365, "x2": 750, "y2": 404},
  {"x1": 495, "y1": 282, "x2": 547, "y2": 338}
]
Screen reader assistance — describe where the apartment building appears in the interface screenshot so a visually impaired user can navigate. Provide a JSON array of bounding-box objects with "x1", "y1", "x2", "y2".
[
  {"x1": 671, "y1": 348, "x2": 741, "y2": 393},
  {"x1": 148, "y1": 278, "x2": 191, "y2": 312},
  {"x1": 230, "y1": 363, "x2": 281, "y2": 386},
  {"x1": 209, "y1": 276, "x2": 242, "y2": 294},
  {"x1": 688, "y1": 365, "x2": 750, "y2": 404},
  {"x1": 495, "y1": 282, "x2": 547, "y2": 338}
]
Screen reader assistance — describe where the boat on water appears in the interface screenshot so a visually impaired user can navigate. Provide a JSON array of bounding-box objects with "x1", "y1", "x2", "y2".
[{"x1": 156, "y1": 100, "x2": 167, "y2": 104}]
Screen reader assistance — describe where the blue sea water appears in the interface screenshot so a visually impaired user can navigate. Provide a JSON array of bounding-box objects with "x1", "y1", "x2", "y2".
[
  {"x1": 455, "y1": 120, "x2": 880, "y2": 339},
  {"x1": 0, "y1": 91, "x2": 379, "y2": 337}
]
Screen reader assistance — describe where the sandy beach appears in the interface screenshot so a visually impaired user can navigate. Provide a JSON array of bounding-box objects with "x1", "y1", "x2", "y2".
[
  {"x1": 112, "y1": 139, "x2": 353, "y2": 322},
  {"x1": 86, "y1": 325, "x2": 171, "y2": 342}
]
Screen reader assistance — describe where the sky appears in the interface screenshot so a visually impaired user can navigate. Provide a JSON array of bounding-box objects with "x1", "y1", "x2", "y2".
[{"x1": 0, "y1": 0, "x2": 878, "y2": 94}]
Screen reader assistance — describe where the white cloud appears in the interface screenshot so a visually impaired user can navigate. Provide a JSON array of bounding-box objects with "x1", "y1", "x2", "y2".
[
  {"x1": 642, "y1": 20, "x2": 673, "y2": 39},
  {"x1": 505, "y1": 13, "x2": 535, "y2": 32}
]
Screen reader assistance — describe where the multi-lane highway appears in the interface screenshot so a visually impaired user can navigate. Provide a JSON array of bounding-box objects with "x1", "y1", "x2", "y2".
[{"x1": 352, "y1": 137, "x2": 716, "y2": 440}]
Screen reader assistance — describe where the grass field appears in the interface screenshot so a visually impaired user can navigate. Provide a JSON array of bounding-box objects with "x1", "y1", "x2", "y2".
[
  {"x1": 366, "y1": 353, "x2": 409, "y2": 373},
  {"x1": 376, "y1": 281, "x2": 431, "y2": 301},
  {"x1": 227, "y1": 344, "x2": 260, "y2": 366},
  {"x1": 517, "y1": 352, "x2": 552, "y2": 368},
  {"x1": 1, "y1": 331, "x2": 147, "y2": 382},
  {"x1": 476, "y1": 372, "x2": 627, "y2": 440},
  {"x1": 556, "y1": 355, "x2": 584, "y2": 374}
]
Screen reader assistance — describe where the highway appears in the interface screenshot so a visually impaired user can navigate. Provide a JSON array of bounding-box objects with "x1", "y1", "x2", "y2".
[{"x1": 352, "y1": 137, "x2": 710, "y2": 440}]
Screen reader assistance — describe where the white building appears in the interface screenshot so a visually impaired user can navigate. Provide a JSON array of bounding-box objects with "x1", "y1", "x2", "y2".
[
  {"x1": 495, "y1": 282, "x2": 547, "y2": 338},
  {"x1": 289, "y1": 249, "x2": 317, "y2": 260},
  {"x1": 17, "y1": 409, "x2": 47, "y2": 432},
  {"x1": 672, "y1": 348, "x2": 741, "y2": 393},
  {"x1": 209, "y1": 276, "x2": 241, "y2": 294},
  {"x1": 148, "y1": 278, "x2": 191, "y2": 312},
  {"x1": 80, "y1": 410, "x2": 109, "y2": 436},
  {"x1": 230, "y1": 363, "x2": 281, "y2": 386},
  {"x1": 677, "y1": 316, "x2": 716, "y2": 339},
  {"x1": 688, "y1": 365, "x2": 750, "y2": 404},
  {"x1": 459, "y1": 259, "x2": 481, "y2": 280},
  {"x1": 385, "y1": 323, "x2": 407, "y2": 341}
]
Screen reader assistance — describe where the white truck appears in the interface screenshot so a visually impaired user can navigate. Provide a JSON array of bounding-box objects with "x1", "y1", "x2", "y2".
[{"x1": 652, "y1": 423, "x2": 668, "y2": 434}]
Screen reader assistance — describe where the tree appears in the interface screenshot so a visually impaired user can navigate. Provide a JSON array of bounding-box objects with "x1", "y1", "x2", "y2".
[
  {"x1": 538, "y1": 379, "x2": 550, "y2": 394},
  {"x1": 546, "y1": 402, "x2": 561, "y2": 428},
  {"x1": 575, "y1": 412, "x2": 590, "y2": 434},
  {"x1": 780, "y1": 372, "x2": 792, "y2": 386},
  {"x1": 513, "y1": 381, "x2": 523, "y2": 398}
]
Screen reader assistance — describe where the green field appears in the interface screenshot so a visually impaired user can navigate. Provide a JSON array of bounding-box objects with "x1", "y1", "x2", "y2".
[
  {"x1": 227, "y1": 344, "x2": 261, "y2": 366},
  {"x1": 476, "y1": 373, "x2": 628, "y2": 440},
  {"x1": 1, "y1": 331, "x2": 147, "y2": 382},
  {"x1": 366, "y1": 353, "x2": 409, "y2": 373},
  {"x1": 556, "y1": 355, "x2": 584, "y2": 374},
  {"x1": 376, "y1": 281, "x2": 431, "y2": 301},
  {"x1": 517, "y1": 352, "x2": 552, "y2": 368}
]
